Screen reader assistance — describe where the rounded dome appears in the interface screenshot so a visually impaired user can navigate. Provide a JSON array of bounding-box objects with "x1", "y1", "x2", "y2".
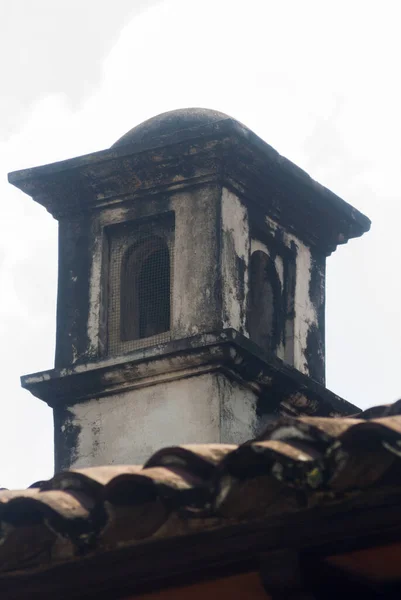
[{"x1": 112, "y1": 108, "x2": 230, "y2": 148}]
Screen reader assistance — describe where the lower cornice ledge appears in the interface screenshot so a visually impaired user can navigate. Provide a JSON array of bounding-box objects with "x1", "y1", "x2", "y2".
[{"x1": 21, "y1": 329, "x2": 358, "y2": 417}]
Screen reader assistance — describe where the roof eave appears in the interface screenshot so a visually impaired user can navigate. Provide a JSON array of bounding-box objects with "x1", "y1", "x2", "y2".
[{"x1": 8, "y1": 119, "x2": 371, "y2": 249}]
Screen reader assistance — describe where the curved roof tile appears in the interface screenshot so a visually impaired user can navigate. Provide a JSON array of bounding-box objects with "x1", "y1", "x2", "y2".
[{"x1": 1, "y1": 401, "x2": 401, "y2": 574}]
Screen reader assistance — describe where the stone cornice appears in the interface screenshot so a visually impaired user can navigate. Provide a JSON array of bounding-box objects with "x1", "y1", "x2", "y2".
[
  {"x1": 8, "y1": 119, "x2": 370, "y2": 254},
  {"x1": 21, "y1": 330, "x2": 358, "y2": 417}
]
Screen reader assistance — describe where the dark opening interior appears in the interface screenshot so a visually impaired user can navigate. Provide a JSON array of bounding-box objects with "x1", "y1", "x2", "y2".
[{"x1": 121, "y1": 237, "x2": 171, "y2": 342}]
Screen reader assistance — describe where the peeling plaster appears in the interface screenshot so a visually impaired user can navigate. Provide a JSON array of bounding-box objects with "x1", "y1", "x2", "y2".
[
  {"x1": 221, "y1": 188, "x2": 249, "y2": 334},
  {"x1": 275, "y1": 255, "x2": 284, "y2": 290},
  {"x1": 284, "y1": 233, "x2": 318, "y2": 377}
]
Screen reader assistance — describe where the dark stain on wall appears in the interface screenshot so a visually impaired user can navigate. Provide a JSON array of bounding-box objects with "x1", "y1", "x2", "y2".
[
  {"x1": 305, "y1": 253, "x2": 326, "y2": 384},
  {"x1": 236, "y1": 253, "x2": 247, "y2": 333},
  {"x1": 305, "y1": 324, "x2": 324, "y2": 384},
  {"x1": 221, "y1": 228, "x2": 234, "y2": 328},
  {"x1": 247, "y1": 251, "x2": 282, "y2": 354},
  {"x1": 55, "y1": 215, "x2": 92, "y2": 368},
  {"x1": 53, "y1": 406, "x2": 81, "y2": 471}
]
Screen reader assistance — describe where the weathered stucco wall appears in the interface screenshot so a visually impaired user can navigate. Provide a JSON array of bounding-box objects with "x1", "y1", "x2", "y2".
[
  {"x1": 55, "y1": 371, "x2": 259, "y2": 470},
  {"x1": 248, "y1": 212, "x2": 325, "y2": 384},
  {"x1": 56, "y1": 184, "x2": 221, "y2": 367},
  {"x1": 218, "y1": 375, "x2": 259, "y2": 443},
  {"x1": 56, "y1": 182, "x2": 325, "y2": 383},
  {"x1": 53, "y1": 182, "x2": 326, "y2": 471}
]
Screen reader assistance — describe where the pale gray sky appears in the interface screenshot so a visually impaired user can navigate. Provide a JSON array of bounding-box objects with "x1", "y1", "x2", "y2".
[{"x1": 1, "y1": 0, "x2": 400, "y2": 489}]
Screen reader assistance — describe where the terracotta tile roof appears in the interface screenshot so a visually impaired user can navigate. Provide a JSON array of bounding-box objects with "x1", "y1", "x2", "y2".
[{"x1": 1, "y1": 401, "x2": 401, "y2": 577}]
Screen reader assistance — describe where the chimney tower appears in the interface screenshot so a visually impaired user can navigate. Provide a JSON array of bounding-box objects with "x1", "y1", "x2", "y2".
[{"x1": 9, "y1": 108, "x2": 370, "y2": 470}]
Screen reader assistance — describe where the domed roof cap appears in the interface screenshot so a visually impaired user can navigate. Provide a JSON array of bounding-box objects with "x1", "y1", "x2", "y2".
[{"x1": 112, "y1": 107, "x2": 231, "y2": 148}]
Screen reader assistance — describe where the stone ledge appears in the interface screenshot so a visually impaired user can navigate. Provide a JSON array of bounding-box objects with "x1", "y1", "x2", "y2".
[{"x1": 21, "y1": 329, "x2": 358, "y2": 417}]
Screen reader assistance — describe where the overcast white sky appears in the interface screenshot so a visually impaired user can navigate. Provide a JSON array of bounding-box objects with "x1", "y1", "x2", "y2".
[{"x1": 1, "y1": 0, "x2": 400, "y2": 489}]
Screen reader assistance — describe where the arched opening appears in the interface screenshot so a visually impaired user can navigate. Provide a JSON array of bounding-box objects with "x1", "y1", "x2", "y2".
[
  {"x1": 247, "y1": 250, "x2": 281, "y2": 354},
  {"x1": 120, "y1": 236, "x2": 171, "y2": 342}
]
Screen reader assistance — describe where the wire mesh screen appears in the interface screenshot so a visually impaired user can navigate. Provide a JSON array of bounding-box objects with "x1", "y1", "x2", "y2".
[{"x1": 107, "y1": 213, "x2": 175, "y2": 356}]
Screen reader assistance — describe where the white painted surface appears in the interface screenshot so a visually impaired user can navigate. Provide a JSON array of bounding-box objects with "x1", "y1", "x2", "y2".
[
  {"x1": 221, "y1": 188, "x2": 249, "y2": 334},
  {"x1": 86, "y1": 216, "x2": 103, "y2": 360},
  {"x1": 68, "y1": 371, "x2": 258, "y2": 468},
  {"x1": 219, "y1": 375, "x2": 258, "y2": 443},
  {"x1": 284, "y1": 232, "x2": 318, "y2": 376},
  {"x1": 69, "y1": 373, "x2": 220, "y2": 467}
]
